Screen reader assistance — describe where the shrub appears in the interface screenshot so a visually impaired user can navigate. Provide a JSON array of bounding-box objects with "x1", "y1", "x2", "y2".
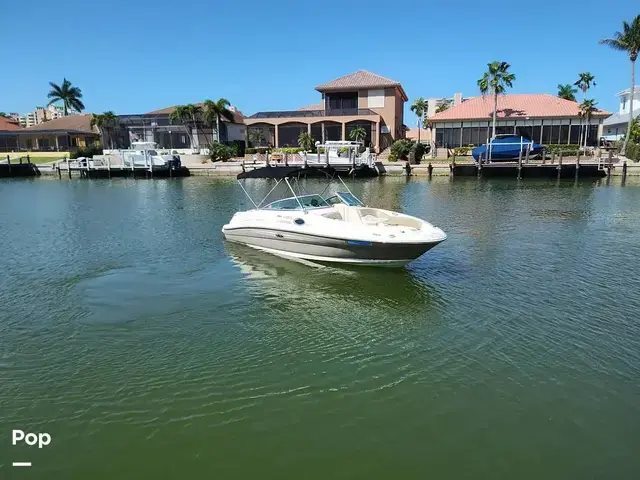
[
  {"x1": 209, "y1": 141, "x2": 234, "y2": 162},
  {"x1": 410, "y1": 142, "x2": 425, "y2": 164},
  {"x1": 626, "y1": 142, "x2": 640, "y2": 162},
  {"x1": 227, "y1": 140, "x2": 245, "y2": 157},
  {"x1": 389, "y1": 139, "x2": 414, "y2": 161},
  {"x1": 453, "y1": 146, "x2": 471, "y2": 156},
  {"x1": 70, "y1": 145, "x2": 103, "y2": 159}
]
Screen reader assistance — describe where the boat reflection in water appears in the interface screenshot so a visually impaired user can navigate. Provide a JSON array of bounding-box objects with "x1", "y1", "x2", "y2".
[{"x1": 225, "y1": 242, "x2": 444, "y2": 315}]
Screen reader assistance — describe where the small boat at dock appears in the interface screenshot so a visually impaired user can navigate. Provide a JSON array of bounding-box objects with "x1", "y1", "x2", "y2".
[{"x1": 472, "y1": 135, "x2": 543, "y2": 162}]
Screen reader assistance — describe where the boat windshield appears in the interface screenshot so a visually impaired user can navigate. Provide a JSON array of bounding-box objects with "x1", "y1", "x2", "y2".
[
  {"x1": 325, "y1": 192, "x2": 364, "y2": 207},
  {"x1": 263, "y1": 194, "x2": 330, "y2": 210}
]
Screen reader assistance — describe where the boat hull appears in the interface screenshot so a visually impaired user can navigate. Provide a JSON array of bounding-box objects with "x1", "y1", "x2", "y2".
[{"x1": 222, "y1": 227, "x2": 442, "y2": 266}]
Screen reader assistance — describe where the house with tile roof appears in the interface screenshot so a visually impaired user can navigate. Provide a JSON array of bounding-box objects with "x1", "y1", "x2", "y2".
[
  {"x1": 0, "y1": 114, "x2": 100, "y2": 152},
  {"x1": 245, "y1": 70, "x2": 408, "y2": 152},
  {"x1": 113, "y1": 103, "x2": 246, "y2": 152},
  {"x1": 428, "y1": 94, "x2": 611, "y2": 148}
]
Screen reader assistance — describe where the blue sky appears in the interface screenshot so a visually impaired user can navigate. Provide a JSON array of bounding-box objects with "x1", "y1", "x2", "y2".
[{"x1": 2, "y1": 0, "x2": 638, "y2": 120}]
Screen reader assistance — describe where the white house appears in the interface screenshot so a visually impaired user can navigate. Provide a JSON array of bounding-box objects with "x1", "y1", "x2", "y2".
[{"x1": 603, "y1": 86, "x2": 640, "y2": 141}]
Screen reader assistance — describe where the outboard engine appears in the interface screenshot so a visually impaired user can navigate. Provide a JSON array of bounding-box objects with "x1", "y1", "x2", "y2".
[{"x1": 171, "y1": 154, "x2": 181, "y2": 169}]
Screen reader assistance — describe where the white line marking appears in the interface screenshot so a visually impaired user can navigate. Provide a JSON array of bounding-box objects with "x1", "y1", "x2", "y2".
[{"x1": 13, "y1": 462, "x2": 32, "y2": 467}]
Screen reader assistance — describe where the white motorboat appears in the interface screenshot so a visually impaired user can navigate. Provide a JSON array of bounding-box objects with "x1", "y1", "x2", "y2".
[
  {"x1": 303, "y1": 141, "x2": 375, "y2": 167},
  {"x1": 221, "y1": 168, "x2": 446, "y2": 267},
  {"x1": 121, "y1": 142, "x2": 181, "y2": 168}
]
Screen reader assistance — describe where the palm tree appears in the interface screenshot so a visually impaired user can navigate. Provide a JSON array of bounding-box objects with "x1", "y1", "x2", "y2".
[
  {"x1": 410, "y1": 97, "x2": 429, "y2": 143},
  {"x1": 298, "y1": 132, "x2": 315, "y2": 151},
  {"x1": 435, "y1": 100, "x2": 452, "y2": 114},
  {"x1": 557, "y1": 84, "x2": 578, "y2": 101},
  {"x1": 477, "y1": 61, "x2": 516, "y2": 140},
  {"x1": 169, "y1": 104, "x2": 202, "y2": 148},
  {"x1": 90, "y1": 111, "x2": 118, "y2": 149},
  {"x1": 579, "y1": 99, "x2": 598, "y2": 149},
  {"x1": 574, "y1": 73, "x2": 596, "y2": 148},
  {"x1": 203, "y1": 98, "x2": 234, "y2": 143},
  {"x1": 248, "y1": 128, "x2": 266, "y2": 147},
  {"x1": 47, "y1": 78, "x2": 84, "y2": 116},
  {"x1": 348, "y1": 125, "x2": 367, "y2": 146},
  {"x1": 574, "y1": 72, "x2": 596, "y2": 100},
  {"x1": 600, "y1": 15, "x2": 640, "y2": 156}
]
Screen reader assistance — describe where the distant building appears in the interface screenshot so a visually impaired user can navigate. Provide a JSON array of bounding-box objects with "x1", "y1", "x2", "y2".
[
  {"x1": 406, "y1": 93, "x2": 470, "y2": 143},
  {"x1": 113, "y1": 104, "x2": 246, "y2": 151},
  {"x1": 428, "y1": 94, "x2": 611, "y2": 147},
  {"x1": 602, "y1": 86, "x2": 639, "y2": 141},
  {"x1": 0, "y1": 114, "x2": 99, "y2": 152},
  {"x1": 18, "y1": 104, "x2": 67, "y2": 127},
  {"x1": 244, "y1": 70, "x2": 408, "y2": 152}
]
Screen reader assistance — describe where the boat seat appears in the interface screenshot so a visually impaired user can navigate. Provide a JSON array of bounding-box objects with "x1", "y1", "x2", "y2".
[{"x1": 332, "y1": 203, "x2": 361, "y2": 224}]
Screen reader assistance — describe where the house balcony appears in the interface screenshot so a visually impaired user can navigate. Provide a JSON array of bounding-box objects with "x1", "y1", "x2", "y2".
[{"x1": 248, "y1": 108, "x2": 378, "y2": 119}]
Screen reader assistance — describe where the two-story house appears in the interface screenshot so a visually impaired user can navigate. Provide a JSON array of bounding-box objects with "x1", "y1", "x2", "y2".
[
  {"x1": 245, "y1": 71, "x2": 408, "y2": 153},
  {"x1": 603, "y1": 86, "x2": 639, "y2": 141}
]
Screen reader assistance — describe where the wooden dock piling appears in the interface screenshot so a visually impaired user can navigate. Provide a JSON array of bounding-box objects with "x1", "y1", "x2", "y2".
[
  {"x1": 557, "y1": 151, "x2": 563, "y2": 180},
  {"x1": 517, "y1": 150, "x2": 523, "y2": 179}
]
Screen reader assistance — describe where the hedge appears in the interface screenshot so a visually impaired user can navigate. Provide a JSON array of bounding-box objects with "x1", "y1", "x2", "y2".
[
  {"x1": 453, "y1": 146, "x2": 472, "y2": 156},
  {"x1": 273, "y1": 147, "x2": 304, "y2": 154},
  {"x1": 70, "y1": 145, "x2": 103, "y2": 159}
]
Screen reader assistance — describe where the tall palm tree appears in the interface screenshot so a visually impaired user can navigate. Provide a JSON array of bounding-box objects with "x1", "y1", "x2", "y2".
[
  {"x1": 169, "y1": 104, "x2": 202, "y2": 148},
  {"x1": 90, "y1": 111, "x2": 118, "y2": 149},
  {"x1": 203, "y1": 98, "x2": 234, "y2": 143},
  {"x1": 410, "y1": 97, "x2": 429, "y2": 143},
  {"x1": 557, "y1": 84, "x2": 578, "y2": 101},
  {"x1": 600, "y1": 15, "x2": 640, "y2": 156},
  {"x1": 574, "y1": 73, "x2": 596, "y2": 148},
  {"x1": 477, "y1": 61, "x2": 516, "y2": 139},
  {"x1": 579, "y1": 99, "x2": 598, "y2": 149},
  {"x1": 47, "y1": 78, "x2": 84, "y2": 116}
]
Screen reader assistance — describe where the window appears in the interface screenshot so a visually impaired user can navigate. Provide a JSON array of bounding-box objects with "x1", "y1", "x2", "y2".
[
  {"x1": 368, "y1": 89, "x2": 385, "y2": 108},
  {"x1": 622, "y1": 96, "x2": 627, "y2": 111}
]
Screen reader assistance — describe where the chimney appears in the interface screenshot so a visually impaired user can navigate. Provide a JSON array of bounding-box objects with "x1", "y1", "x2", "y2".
[{"x1": 453, "y1": 93, "x2": 463, "y2": 106}]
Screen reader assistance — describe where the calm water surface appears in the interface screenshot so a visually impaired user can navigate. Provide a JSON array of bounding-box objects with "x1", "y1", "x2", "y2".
[{"x1": 1, "y1": 176, "x2": 640, "y2": 479}]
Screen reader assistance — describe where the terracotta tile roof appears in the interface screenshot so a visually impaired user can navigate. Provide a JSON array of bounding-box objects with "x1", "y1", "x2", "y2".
[
  {"x1": 22, "y1": 114, "x2": 97, "y2": 133},
  {"x1": 429, "y1": 94, "x2": 611, "y2": 121},
  {"x1": 0, "y1": 116, "x2": 20, "y2": 131},
  {"x1": 315, "y1": 70, "x2": 408, "y2": 100},
  {"x1": 146, "y1": 103, "x2": 245, "y2": 124},
  {"x1": 297, "y1": 103, "x2": 323, "y2": 111}
]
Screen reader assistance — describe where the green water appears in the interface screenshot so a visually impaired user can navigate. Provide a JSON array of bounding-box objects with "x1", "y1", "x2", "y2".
[{"x1": 1, "y1": 176, "x2": 640, "y2": 479}]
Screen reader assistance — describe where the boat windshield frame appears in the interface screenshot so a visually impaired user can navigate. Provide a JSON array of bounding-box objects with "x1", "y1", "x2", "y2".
[
  {"x1": 236, "y1": 168, "x2": 366, "y2": 213},
  {"x1": 262, "y1": 194, "x2": 331, "y2": 211}
]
